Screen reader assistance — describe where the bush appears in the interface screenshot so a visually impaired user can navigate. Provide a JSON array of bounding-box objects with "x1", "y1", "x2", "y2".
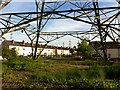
[
  {"x1": 105, "y1": 64, "x2": 120, "y2": 80},
  {"x1": 2, "y1": 46, "x2": 17, "y2": 59},
  {"x1": 69, "y1": 60, "x2": 113, "y2": 66},
  {"x1": 2, "y1": 57, "x2": 120, "y2": 89}
]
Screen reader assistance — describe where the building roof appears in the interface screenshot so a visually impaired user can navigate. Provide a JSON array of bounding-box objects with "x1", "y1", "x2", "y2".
[
  {"x1": 2, "y1": 40, "x2": 70, "y2": 50},
  {"x1": 2, "y1": 40, "x2": 31, "y2": 47},
  {"x1": 90, "y1": 41, "x2": 120, "y2": 49}
]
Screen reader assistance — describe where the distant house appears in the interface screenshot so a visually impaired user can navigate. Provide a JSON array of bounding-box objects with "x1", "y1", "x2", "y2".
[
  {"x1": 2, "y1": 40, "x2": 71, "y2": 56},
  {"x1": 90, "y1": 41, "x2": 120, "y2": 59},
  {"x1": 2, "y1": 40, "x2": 33, "y2": 56}
]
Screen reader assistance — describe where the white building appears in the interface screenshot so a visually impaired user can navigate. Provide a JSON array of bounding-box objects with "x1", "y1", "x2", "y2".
[
  {"x1": 2, "y1": 40, "x2": 71, "y2": 56},
  {"x1": 91, "y1": 41, "x2": 120, "y2": 60}
]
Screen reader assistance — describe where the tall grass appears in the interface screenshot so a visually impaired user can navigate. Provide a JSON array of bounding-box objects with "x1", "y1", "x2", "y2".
[{"x1": 2, "y1": 57, "x2": 120, "y2": 89}]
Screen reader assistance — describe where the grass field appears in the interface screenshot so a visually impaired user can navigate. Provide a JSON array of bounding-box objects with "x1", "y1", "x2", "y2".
[{"x1": 2, "y1": 56, "x2": 120, "y2": 89}]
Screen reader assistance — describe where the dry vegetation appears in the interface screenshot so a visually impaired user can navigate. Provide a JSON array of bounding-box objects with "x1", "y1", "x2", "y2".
[{"x1": 2, "y1": 56, "x2": 120, "y2": 89}]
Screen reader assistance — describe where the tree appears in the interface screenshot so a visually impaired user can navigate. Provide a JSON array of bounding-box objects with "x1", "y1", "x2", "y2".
[
  {"x1": 70, "y1": 48, "x2": 75, "y2": 55},
  {"x1": 2, "y1": 46, "x2": 17, "y2": 59},
  {"x1": 76, "y1": 39, "x2": 93, "y2": 59},
  {"x1": 70, "y1": 46, "x2": 77, "y2": 55}
]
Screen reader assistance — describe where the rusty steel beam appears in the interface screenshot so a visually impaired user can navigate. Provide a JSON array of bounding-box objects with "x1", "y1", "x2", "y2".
[{"x1": 0, "y1": 0, "x2": 12, "y2": 10}]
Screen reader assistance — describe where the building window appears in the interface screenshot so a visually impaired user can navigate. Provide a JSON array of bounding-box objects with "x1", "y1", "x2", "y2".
[{"x1": 108, "y1": 54, "x2": 111, "y2": 59}]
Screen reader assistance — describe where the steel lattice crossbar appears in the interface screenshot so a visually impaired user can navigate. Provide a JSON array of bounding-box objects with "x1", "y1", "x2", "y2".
[{"x1": 0, "y1": 0, "x2": 120, "y2": 59}]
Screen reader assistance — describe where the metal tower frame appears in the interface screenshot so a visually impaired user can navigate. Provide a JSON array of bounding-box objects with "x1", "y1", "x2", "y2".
[{"x1": 0, "y1": 0, "x2": 120, "y2": 60}]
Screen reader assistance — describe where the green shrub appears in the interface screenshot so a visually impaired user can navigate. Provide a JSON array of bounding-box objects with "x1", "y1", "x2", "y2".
[
  {"x1": 2, "y1": 57, "x2": 120, "y2": 89},
  {"x1": 69, "y1": 60, "x2": 113, "y2": 66},
  {"x1": 105, "y1": 64, "x2": 120, "y2": 80},
  {"x1": 2, "y1": 46, "x2": 17, "y2": 59},
  {"x1": 96, "y1": 60, "x2": 113, "y2": 66},
  {"x1": 86, "y1": 66, "x2": 105, "y2": 80}
]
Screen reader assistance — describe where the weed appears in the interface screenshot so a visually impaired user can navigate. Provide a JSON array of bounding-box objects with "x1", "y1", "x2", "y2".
[{"x1": 2, "y1": 56, "x2": 120, "y2": 89}]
